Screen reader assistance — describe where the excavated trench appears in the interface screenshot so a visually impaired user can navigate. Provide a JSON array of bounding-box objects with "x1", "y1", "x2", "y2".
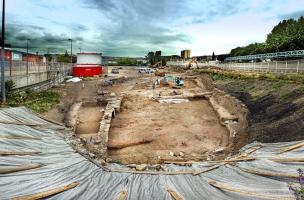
[
  {"x1": 108, "y1": 96, "x2": 230, "y2": 164},
  {"x1": 63, "y1": 74, "x2": 248, "y2": 165},
  {"x1": 75, "y1": 102, "x2": 104, "y2": 136}
]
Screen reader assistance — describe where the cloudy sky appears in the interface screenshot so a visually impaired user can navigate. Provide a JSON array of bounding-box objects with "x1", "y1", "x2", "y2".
[{"x1": 4, "y1": 0, "x2": 304, "y2": 57}]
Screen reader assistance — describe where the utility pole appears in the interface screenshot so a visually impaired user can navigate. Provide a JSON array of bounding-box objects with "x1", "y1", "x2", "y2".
[
  {"x1": 68, "y1": 38, "x2": 73, "y2": 66},
  {"x1": 1, "y1": 0, "x2": 6, "y2": 102},
  {"x1": 26, "y1": 39, "x2": 30, "y2": 75}
]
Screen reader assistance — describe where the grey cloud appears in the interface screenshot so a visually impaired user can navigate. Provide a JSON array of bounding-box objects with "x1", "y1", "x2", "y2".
[
  {"x1": 70, "y1": 24, "x2": 89, "y2": 32},
  {"x1": 6, "y1": 24, "x2": 84, "y2": 53},
  {"x1": 83, "y1": 0, "x2": 191, "y2": 56},
  {"x1": 83, "y1": 0, "x2": 247, "y2": 56}
]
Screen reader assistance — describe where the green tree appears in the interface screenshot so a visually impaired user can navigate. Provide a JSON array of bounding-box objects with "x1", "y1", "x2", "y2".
[{"x1": 230, "y1": 16, "x2": 304, "y2": 56}]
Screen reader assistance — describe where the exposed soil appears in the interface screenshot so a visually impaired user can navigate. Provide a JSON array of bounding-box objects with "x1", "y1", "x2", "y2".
[
  {"x1": 43, "y1": 81, "x2": 100, "y2": 123},
  {"x1": 42, "y1": 68, "x2": 247, "y2": 165},
  {"x1": 108, "y1": 94, "x2": 229, "y2": 164},
  {"x1": 75, "y1": 103, "x2": 104, "y2": 136},
  {"x1": 42, "y1": 68, "x2": 139, "y2": 123}
]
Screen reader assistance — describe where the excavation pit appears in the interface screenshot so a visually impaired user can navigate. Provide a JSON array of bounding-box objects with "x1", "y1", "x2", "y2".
[
  {"x1": 75, "y1": 102, "x2": 104, "y2": 136},
  {"x1": 108, "y1": 94, "x2": 229, "y2": 164}
]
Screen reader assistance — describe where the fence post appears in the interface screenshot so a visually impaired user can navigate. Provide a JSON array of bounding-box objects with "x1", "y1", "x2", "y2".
[
  {"x1": 285, "y1": 60, "x2": 287, "y2": 73},
  {"x1": 297, "y1": 60, "x2": 299, "y2": 74}
]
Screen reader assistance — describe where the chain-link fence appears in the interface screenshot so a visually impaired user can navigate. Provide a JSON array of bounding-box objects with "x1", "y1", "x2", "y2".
[{"x1": 0, "y1": 61, "x2": 72, "y2": 89}]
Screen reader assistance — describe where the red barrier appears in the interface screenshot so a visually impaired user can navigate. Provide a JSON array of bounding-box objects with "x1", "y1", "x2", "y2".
[{"x1": 72, "y1": 65, "x2": 103, "y2": 77}]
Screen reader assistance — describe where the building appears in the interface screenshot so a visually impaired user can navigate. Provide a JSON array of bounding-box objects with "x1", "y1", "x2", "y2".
[
  {"x1": 181, "y1": 50, "x2": 191, "y2": 59},
  {"x1": 73, "y1": 53, "x2": 103, "y2": 77}
]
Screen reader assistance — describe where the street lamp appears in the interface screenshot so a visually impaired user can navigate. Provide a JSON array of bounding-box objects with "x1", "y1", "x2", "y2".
[
  {"x1": 68, "y1": 38, "x2": 73, "y2": 65},
  {"x1": 26, "y1": 39, "x2": 30, "y2": 75},
  {"x1": 1, "y1": 0, "x2": 6, "y2": 102}
]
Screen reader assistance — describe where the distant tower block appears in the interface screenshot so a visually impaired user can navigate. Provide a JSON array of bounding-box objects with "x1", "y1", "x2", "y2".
[{"x1": 181, "y1": 50, "x2": 191, "y2": 59}]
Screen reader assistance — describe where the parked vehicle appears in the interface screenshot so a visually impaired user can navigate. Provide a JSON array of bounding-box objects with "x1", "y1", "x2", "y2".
[
  {"x1": 138, "y1": 68, "x2": 154, "y2": 74},
  {"x1": 111, "y1": 68, "x2": 119, "y2": 74}
]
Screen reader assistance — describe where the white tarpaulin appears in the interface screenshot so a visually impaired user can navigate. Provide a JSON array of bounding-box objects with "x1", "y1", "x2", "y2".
[{"x1": 0, "y1": 107, "x2": 301, "y2": 199}]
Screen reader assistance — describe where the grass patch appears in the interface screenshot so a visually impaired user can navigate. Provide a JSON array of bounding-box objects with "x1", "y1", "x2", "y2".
[
  {"x1": 191, "y1": 68, "x2": 304, "y2": 84},
  {"x1": 5, "y1": 80, "x2": 60, "y2": 113},
  {"x1": 109, "y1": 159, "x2": 122, "y2": 164},
  {"x1": 7, "y1": 90, "x2": 60, "y2": 113},
  {"x1": 280, "y1": 86, "x2": 304, "y2": 101}
]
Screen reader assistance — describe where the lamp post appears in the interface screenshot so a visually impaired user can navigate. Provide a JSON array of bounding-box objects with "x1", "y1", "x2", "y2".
[
  {"x1": 26, "y1": 39, "x2": 30, "y2": 75},
  {"x1": 68, "y1": 38, "x2": 73, "y2": 66},
  {"x1": 1, "y1": 0, "x2": 5, "y2": 102}
]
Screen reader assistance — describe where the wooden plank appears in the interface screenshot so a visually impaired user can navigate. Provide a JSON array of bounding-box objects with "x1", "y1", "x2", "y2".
[
  {"x1": 0, "y1": 135, "x2": 41, "y2": 140},
  {"x1": 193, "y1": 165, "x2": 220, "y2": 176},
  {"x1": 238, "y1": 167, "x2": 298, "y2": 178},
  {"x1": 163, "y1": 161, "x2": 193, "y2": 166},
  {"x1": 11, "y1": 182, "x2": 80, "y2": 200},
  {"x1": 117, "y1": 190, "x2": 128, "y2": 200},
  {"x1": 208, "y1": 180, "x2": 294, "y2": 200},
  {"x1": 0, "y1": 120, "x2": 42, "y2": 126},
  {"x1": 280, "y1": 141, "x2": 304, "y2": 153},
  {"x1": 0, "y1": 163, "x2": 44, "y2": 174},
  {"x1": 243, "y1": 145, "x2": 262, "y2": 155},
  {"x1": 207, "y1": 156, "x2": 255, "y2": 164},
  {"x1": 269, "y1": 157, "x2": 304, "y2": 163},
  {"x1": 0, "y1": 151, "x2": 41, "y2": 156},
  {"x1": 167, "y1": 189, "x2": 183, "y2": 200}
]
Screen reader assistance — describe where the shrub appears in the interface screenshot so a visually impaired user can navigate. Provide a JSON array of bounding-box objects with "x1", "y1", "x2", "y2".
[{"x1": 289, "y1": 169, "x2": 304, "y2": 200}]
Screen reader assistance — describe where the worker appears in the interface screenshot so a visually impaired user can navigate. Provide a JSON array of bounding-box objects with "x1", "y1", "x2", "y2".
[
  {"x1": 176, "y1": 77, "x2": 180, "y2": 86},
  {"x1": 152, "y1": 82, "x2": 156, "y2": 90}
]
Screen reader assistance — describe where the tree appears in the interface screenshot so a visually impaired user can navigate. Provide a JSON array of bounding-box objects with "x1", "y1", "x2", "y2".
[
  {"x1": 230, "y1": 16, "x2": 304, "y2": 56},
  {"x1": 146, "y1": 52, "x2": 155, "y2": 65},
  {"x1": 212, "y1": 52, "x2": 216, "y2": 61}
]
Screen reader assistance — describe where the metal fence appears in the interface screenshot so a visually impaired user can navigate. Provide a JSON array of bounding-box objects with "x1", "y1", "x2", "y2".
[
  {"x1": 0, "y1": 61, "x2": 72, "y2": 89},
  {"x1": 168, "y1": 59, "x2": 304, "y2": 74},
  {"x1": 219, "y1": 59, "x2": 304, "y2": 73}
]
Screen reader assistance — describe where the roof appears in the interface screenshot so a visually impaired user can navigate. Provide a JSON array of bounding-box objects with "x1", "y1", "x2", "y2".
[{"x1": 0, "y1": 107, "x2": 300, "y2": 199}]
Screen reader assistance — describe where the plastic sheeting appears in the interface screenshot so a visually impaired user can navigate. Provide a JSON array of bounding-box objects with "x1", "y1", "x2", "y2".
[{"x1": 0, "y1": 107, "x2": 301, "y2": 200}]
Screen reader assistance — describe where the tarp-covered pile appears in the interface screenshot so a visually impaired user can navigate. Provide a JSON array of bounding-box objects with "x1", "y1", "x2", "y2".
[{"x1": 0, "y1": 107, "x2": 302, "y2": 199}]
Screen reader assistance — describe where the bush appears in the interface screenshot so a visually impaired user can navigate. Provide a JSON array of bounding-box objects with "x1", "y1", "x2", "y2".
[
  {"x1": 289, "y1": 169, "x2": 304, "y2": 200},
  {"x1": 5, "y1": 80, "x2": 16, "y2": 99}
]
